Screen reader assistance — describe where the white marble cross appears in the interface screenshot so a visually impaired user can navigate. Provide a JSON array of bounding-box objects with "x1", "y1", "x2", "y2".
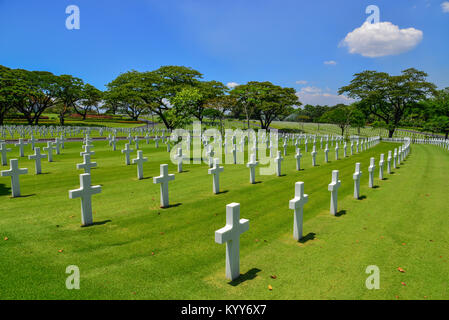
[
  {"x1": 121, "y1": 143, "x2": 133, "y2": 165},
  {"x1": 54, "y1": 138, "x2": 61, "y2": 155},
  {"x1": 283, "y1": 140, "x2": 287, "y2": 156},
  {"x1": 28, "y1": 147, "x2": 46, "y2": 174},
  {"x1": 274, "y1": 151, "x2": 283, "y2": 176},
  {"x1": 0, "y1": 142, "x2": 11, "y2": 166},
  {"x1": 379, "y1": 154, "x2": 385, "y2": 180},
  {"x1": 353, "y1": 162, "x2": 362, "y2": 199},
  {"x1": 77, "y1": 153, "x2": 97, "y2": 174},
  {"x1": 1, "y1": 159, "x2": 28, "y2": 197},
  {"x1": 175, "y1": 147, "x2": 183, "y2": 173},
  {"x1": 289, "y1": 181, "x2": 309, "y2": 241},
  {"x1": 368, "y1": 157, "x2": 375, "y2": 188},
  {"x1": 311, "y1": 146, "x2": 317, "y2": 167},
  {"x1": 132, "y1": 150, "x2": 148, "y2": 180},
  {"x1": 232, "y1": 144, "x2": 237, "y2": 164},
  {"x1": 393, "y1": 148, "x2": 397, "y2": 169},
  {"x1": 111, "y1": 136, "x2": 117, "y2": 151},
  {"x1": 60, "y1": 135, "x2": 67, "y2": 149},
  {"x1": 29, "y1": 135, "x2": 37, "y2": 150},
  {"x1": 69, "y1": 173, "x2": 102, "y2": 226},
  {"x1": 207, "y1": 146, "x2": 215, "y2": 168},
  {"x1": 296, "y1": 148, "x2": 303, "y2": 170},
  {"x1": 335, "y1": 143, "x2": 339, "y2": 160},
  {"x1": 328, "y1": 170, "x2": 341, "y2": 215},
  {"x1": 153, "y1": 164, "x2": 175, "y2": 208},
  {"x1": 387, "y1": 151, "x2": 392, "y2": 174},
  {"x1": 15, "y1": 138, "x2": 28, "y2": 157},
  {"x1": 43, "y1": 141, "x2": 56, "y2": 162},
  {"x1": 208, "y1": 158, "x2": 224, "y2": 194},
  {"x1": 134, "y1": 136, "x2": 140, "y2": 149},
  {"x1": 324, "y1": 144, "x2": 329, "y2": 163},
  {"x1": 81, "y1": 145, "x2": 95, "y2": 157},
  {"x1": 215, "y1": 203, "x2": 249, "y2": 281},
  {"x1": 343, "y1": 143, "x2": 347, "y2": 157},
  {"x1": 246, "y1": 153, "x2": 258, "y2": 184}
]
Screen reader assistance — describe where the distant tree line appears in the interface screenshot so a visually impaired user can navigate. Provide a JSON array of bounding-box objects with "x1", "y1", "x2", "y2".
[{"x1": 1, "y1": 64, "x2": 448, "y2": 137}]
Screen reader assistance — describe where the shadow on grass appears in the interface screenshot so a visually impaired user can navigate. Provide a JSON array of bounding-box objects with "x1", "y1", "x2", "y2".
[
  {"x1": 16, "y1": 193, "x2": 36, "y2": 198},
  {"x1": 358, "y1": 195, "x2": 367, "y2": 200},
  {"x1": 161, "y1": 203, "x2": 182, "y2": 209},
  {"x1": 299, "y1": 232, "x2": 316, "y2": 243},
  {"x1": 228, "y1": 268, "x2": 261, "y2": 286},
  {"x1": 335, "y1": 210, "x2": 347, "y2": 217},
  {"x1": 0, "y1": 184, "x2": 11, "y2": 196},
  {"x1": 372, "y1": 185, "x2": 380, "y2": 189},
  {"x1": 82, "y1": 220, "x2": 112, "y2": 228},
  {"x1": 217, "y1": 190, "x2": 229, "y2": 195}
]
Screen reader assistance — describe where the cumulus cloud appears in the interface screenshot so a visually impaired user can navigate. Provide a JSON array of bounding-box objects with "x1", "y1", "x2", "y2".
[
  {"x1": 442, "y1": 1, "x2": 449, "y2": 13},
  {"x1": 341, "y1": 21, "x2": 423, "y2": 57},
  {"x1": 226, "y1": 82, "x2": 239, "y2": 88},
  {"x1": 296, "y1": 87, "x2": 354, "y2": 106},
  {"x1": 324, "y1": 60, "x2": 337, "y2": 65},
  {"x1": 295, "y1": 80, "x2": 308, "y2": 85}
]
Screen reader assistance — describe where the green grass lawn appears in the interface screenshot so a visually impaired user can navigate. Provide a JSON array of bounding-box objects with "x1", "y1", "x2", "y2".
[{"x1": 1, "y1": 139, "x2": 448, "y2": 299}]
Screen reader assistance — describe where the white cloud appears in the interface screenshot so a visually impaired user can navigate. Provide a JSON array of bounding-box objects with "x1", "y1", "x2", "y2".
[
  {"x1": 296, "y1": 87, "x2": 354, "y2": 106},
  {"x1": 324, "y1": 60, "x2": 337, "y2": 66},
  {"x1": 341, "y1": 21, "x2": 423, "y2": 57},
  {"x1": 226, "y1": 82, "x2": 239, "y2": 88},
  {"x1": 295, "y1": 80, "x2": 308, "y2": 85},
  {"x1": 442, "y1": 1, "x2": 449, "y2": 13}
]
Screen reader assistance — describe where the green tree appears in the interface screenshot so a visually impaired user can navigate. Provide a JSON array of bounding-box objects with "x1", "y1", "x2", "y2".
[
  {"x1": 0, "y1": 66, "x2": 29, "y2": 125},
  {"x1": 339, "y1": 68, "x2": 436, "y2": 137},
  {"x1": 421, "y1": 88, "x2": 449, "y2": 139},
  {"x1": 105, "y1": 71, "x2": 149, "y2": 121},
  {"x1": 320, "y1": 104, "x2": 354, "y2": 136},
  {"x1": 74, "y1": 83, "x2": 103, "y2": 120},
  {"x1": 52, "y1": 74, "x2": 85, "y2": 125}
]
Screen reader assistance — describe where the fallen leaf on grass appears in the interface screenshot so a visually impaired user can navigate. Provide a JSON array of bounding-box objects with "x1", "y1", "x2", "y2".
[
  {"x1": 58, "y1": 249, "x2": 64, "y2": 253},
  {"x1": 397, "y1": 267, "x2": 405, "y2": 273},
  {"x1": 401, "y1": 282, "x2": 406, "y2": 286},
  {"x1": 4, "y1": 237, "x2": 8, "y2": 241},
  {"x1": 270, "y1": 275, "x2": 277, "y2": 279},
  {"x1": 268, "y1": 285, "x2": 273, "y2": 291}
]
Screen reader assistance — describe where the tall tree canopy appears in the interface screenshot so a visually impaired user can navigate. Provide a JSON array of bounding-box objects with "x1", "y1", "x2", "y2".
[
  {"x1": 339, "y1": 68, "x2": 436, "y2": 137},
  {"x1": 420, "y1": 88, "x2": 449, "y2": 139},
  {"x1": 231, "y1": 81, "x2": 299, "y2": 129}
]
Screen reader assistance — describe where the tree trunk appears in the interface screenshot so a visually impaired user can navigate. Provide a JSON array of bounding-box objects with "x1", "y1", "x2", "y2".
[
  {"x1": 388, "y1": 129, "x2": 395, "y2": 138},
  {"x1": 59, "y1": 113, "x2": 65, "y2": 126},
  {"x1": 445, "y1": 131, "x2": 448, "y2": 140}
]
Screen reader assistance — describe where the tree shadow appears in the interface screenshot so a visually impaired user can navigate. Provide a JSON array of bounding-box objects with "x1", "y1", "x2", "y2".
[
  {"x1": 0, "y1": 183, "x2": 11, "y2": 196},
  {"x1": 82, "y1": 220, "x2": 112, "y2": 228},
  {"x1": 335, "y1": 210, "x2": 347, "y2": 217},
  {"x1": 228, "y1": 268, "x2": 261, "y2": 287},
  {"x1": 299, "y1": 232, "x2": 316, "y2": 243}
]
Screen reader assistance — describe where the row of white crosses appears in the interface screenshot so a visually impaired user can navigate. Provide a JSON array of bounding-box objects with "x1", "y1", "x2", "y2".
[
  {"x1": 0, "y1": 137, "x2": 67, "y2": 197},
  {"x1": 215, "y1": 140, "x2": 412, "y2": 281}
]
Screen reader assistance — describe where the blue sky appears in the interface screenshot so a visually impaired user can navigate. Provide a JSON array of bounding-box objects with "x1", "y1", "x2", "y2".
[{"x1": 0, "y1": 0, "x2": 448, "y2": 105}]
